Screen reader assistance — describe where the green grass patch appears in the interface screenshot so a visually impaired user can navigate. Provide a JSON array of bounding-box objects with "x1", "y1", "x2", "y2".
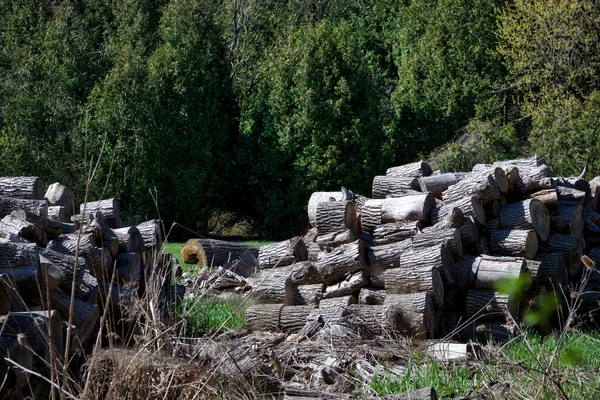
[{"x1": 177, "y1": 295, "x2": 247, "y2": 337}]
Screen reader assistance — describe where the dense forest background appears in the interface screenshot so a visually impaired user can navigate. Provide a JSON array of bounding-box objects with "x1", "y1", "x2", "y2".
[{"x1": 0, "y1": 0, "x2": 599, "y2": 239}]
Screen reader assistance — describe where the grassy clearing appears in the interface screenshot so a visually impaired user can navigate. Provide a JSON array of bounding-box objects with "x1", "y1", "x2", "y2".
[{"x1": 177, "y1": 295, "x2": 247, "y2": 337}]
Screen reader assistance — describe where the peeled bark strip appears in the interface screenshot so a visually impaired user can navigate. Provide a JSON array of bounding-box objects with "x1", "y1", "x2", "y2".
[
  {"x1": 291, "y1": 283, "x2": 324, "y2": 306},
  {"x1": 322, "y1": 271, "x2": 365, "y2": 299},
  {"x1": 367, "y1": 240, "x2": 412, "y2": 270},
  {"x1": 546, "y1": 233, "x2": 583, "y2": 278},
  {"x1": 380, "y1": 194, "x2": 436, "y2": 224},
  {"x1": 372, "y1": 176, "x2": 420, "y2": 199},
  {"x1": 431, "y1": 197, "x2": 485, "y2": 225},
  {"x1": 79, "y1": 198, "x2": 121, "y2": 228},
  {"x1": 442, "y1": 171, "x2": 500, "y2": 204},
  {"x1": 316, "y1": 240, "x2": 365, "y2": 285},
  {"x1": 258, "y1": 236, "x2": 308, "y2": 268},
  {"x1": 386, "y1": 161, "x2": 433, "y2": 178},
  {"x1": 472, "y1": 165, "x2": 510, "y2": 194},
  {"x1": 0, "y1": 197, "x2": 48, "y2": 218},
  {"x1": 455, "y1": 255, "x2": 480, "y2": 291},
  {"x1": 473, "y1": 255, "x2": 529, "y2": 290},
  {"x1": 245, "y1": 304, "x2": 283, "y2": 332},
  {"x1": 459, "y1": 321, "x2": 514, "y2": 343},
  {"x1": 490, "y1": 229, "x2": 538, "y2": 259},
  {"x1": 358, "y1": 287, "x2": 386, "y2": 305},
  {"x1": 343, "y1": 304, "x2": 402, "y2": 336},
  {"x1": 44, "y1": 182, "x2": 74, "y2": 208},
  {"x1": 533, "y1": 252, "x2": 569, "y2": 289},
  {"x1": 412, "y1": 227, "x2": 463, "y2": 258},
  {"x1": 384, "y1": 292, "x2": 435, "y2": 339},
  {"x1": 307, "y1": 192, "x2": 343, "y2": 227},
  {"x1": 253, "y1": 261, "x2": 323, "y2": 286},
  {"x1": 42, "y1": 248, "x2": 97, "y2": 301},
  {"x1": 372, "y1": 221, "x2": 421, "y2": 246},
  {"x1": 279, "y1": 306, "x2": 313, "y2": 333},
  {"x1": 316, "y1": 229, "x2": 355, "y2": 249},
  {"x1": 360, "y1": 199, "x2": 385, "y2": 232},
  {"x1": 550, "y1": 202, "x2": 584, "y2": 238},
  {"x1": 182, "y1": 238, "x2": 259, "y2": 267},
  {"x1": 0, "y1": 238, "x2": 39, "y2": 269},
  {"x1": 384, "y1": 266, "x2": 444, "y2": 307},
  {"x1": 499, "y1": 198, "x2": 550, "y2": 241},
  {"x1": 418, "y1": 173, "x2": 458, "y2": 198},
  {"x1": 113, "y1": 226, "x2": 145, "y2": 253},
  {"x1": 400, "y1": 244, "x2": 455, "y2": 287},
  {"x1": 247, "y1": 275, "x2": 293, "y2": 305},
  {"x1": 0, "y1": 177, "x2": 44, "y2": 199},
  {"x1": 466, "y1": 289, "x2": 519, "y2": 321}
]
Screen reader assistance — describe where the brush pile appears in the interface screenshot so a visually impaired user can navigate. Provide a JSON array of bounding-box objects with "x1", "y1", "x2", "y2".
[{"x1": 0, "y1": 178, "x2": 166, "y2": 398}]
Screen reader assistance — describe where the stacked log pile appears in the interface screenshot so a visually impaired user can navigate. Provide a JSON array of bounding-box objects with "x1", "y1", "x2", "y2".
[{"x1": 0, "y1": 177, "x2": 166, "y2": 398}]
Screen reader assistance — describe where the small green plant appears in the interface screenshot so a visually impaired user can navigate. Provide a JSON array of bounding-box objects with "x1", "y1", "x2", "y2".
[{"x1": 177, "y1": 296, "x2": 247, "y2": 337}]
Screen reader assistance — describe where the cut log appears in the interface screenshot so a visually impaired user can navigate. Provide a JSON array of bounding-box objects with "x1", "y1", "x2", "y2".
[
  {"x1": 114, "y1": 252, "x2": 141, "y2": 284},
  {"x1": 44, "y1": 182, "x2": 74, "y2": 208},
  {"x1": 245, "y1": 304, "x2": 283, "y2": 332},
  {"x1": 252, "y1": 261, "x2": 322, "y2": 286},
  {"x1": 322, "y1": 271, "x2": 365, "y2": 299},
  {"x1": 486, "y1": 218, "x2": 500, "y2": 231},
  {"x1": 136, "y1": 219, "x2": 163, "y2": 250},
  {"x1": 343, "y1": 304, "x2": 402, "y2": 336},
  {"x1": 307, "y1": 242, "x2": 319, "y2": 262},
  {"x1": 442, "y1": 170, "x2": 500, "y2": 204},
  {"x1": 546, "y1": 233, "x2": 583, "y2": 278},
  {"x1": 372, "y1": 176, "x2": 420, "y2": 199},
  {"x1": 0, "y1": 239, "x2": 39, "y2": 269},
  {"x1": 473, "y1": 255, "x2": 530, "y2": 290},
  {"x1": 319, "y1": 295, "x2": 357, "y2": 309},
  {"x1": 431, "y1": 197, "x2": 485, "y2": 225},
  {"x1": 418, "y1": 173, "x2": 458, "y2": 198},
  {"x1": 386, "y1": 161, "x2": 433, "y2": 178},
  {"x1": 316, "y1": 240, "x2": 365, "y2": 285},
  {"x1": 307, "y1": 192, "x2": 343, "y2": 227},
  {"x1": 372, "y1": 221, "x2": 421, "y2": 246},
  {"x1": 0, "y1": 197, "x2": 48, "y2": 218},
  {"x1": 113, "y1": 226, "x2": 145, "y2": 253},
  {"x1": 0, "y1": 257, "x2": 63, "y2": 301},
  {"x1": 412, "y1": 227, "x2": 463, "y2": 258},
  {"x1": 82, "y1": 211, "x2": 114, "y2": 244},
  {"x1": 459, "y1": 216, "x2": 479, "y2": 245},
  {"x1": 528, "y1": 189, "x2": 559, "y2": 212},
  {"x1": 41, "y1": 248, "x2": 97, "y2": 301},
  {"x1": 0, "y1": 310, "x2": 63, "y2": 361},
  {"x1": 258, "y1": 237, "x2": 308, "y2": 268},
  {"x1": 182, "y1": 238, "x2": 259, "y2": 267},
  {"x1": 550, "y1": 202, "x2": 584, "y2": 238},
  {"x1": 279, "y1": 306, "x2": 313, "y2": 333},
  {"x1": 79, "y1": 198, "x2": 121, "y2": 228},
  {"x1": 247, "y1": 275, "x2": 293, "y2": 305},
  {"x1": 459, "y1": 321, "x2": 514, "y2": 343},
  {"x1": 400, "y1": 244, "x2": 455, "y2": 287},
  {"x1": 516, "y1": 164, "x2": 555, "y2": 193},
  {"x1": 584, "y1": 208, "x2": 600, "y2": 236},
  {"x1": 358, "y1": 287, "x2": 386, "y2": 305},
  {"x1": 47, "y1": 206, "x2": 71, "y2": 223},
  {"x1": 380, "y1": 194, "x2": 436, "y2": 224},
  {"x1": 17, "y1": 209, "x2": 64, "y2": 242},
  {"x1": 0, "y1": 177, "x2": 44, "y2": 199},
  {"x1": 0, "y1": 212, "x2": 36, "y2": 242},
  {"x1": 490, "y1": 229, "x2": 538, "y2": 259},
  {"x1": 367, "y1": 240, "x2": 412, "y2": 270},
  {"x1": 291, "y1": 284, "x2": 324, "y2": 306},
  {"x1": 384, "y1": 292, "x2": 435, "y2": 339},
  {"x1": 48, "y1": 288, "x2": 98, "y2": 349},
  {"x1": 484, "y1": 200, "x2": 501, "y2": 219},
  {"x1": 472, "y1": 164, "x2": 510, "y2": 194},
  {"x1": 0, "y1": 336, "x2": 33, "y2": 388},
  {"x1": 384, "y1": 266, "x2": 444, "y2": 307},
  {"x1": 454, "y1": 255, "x2": 480, "y2": 291},
  {"x1": 498, "y1": 198, "x2": 550, "y2": 241},
  {"x1": 315, "y1": 201, "x2": 356, "y2": 237},
  {"x1": 316, "y1": 229, "x2": 355, "y2": 249},
  {"x1": 533, "y1": 252, "x2": 569, "y2": 289},
  {"x1": 360, "y1": 199, "x2": 385, "y2": 232},
  {"x1": 466, "y1": 289, "x2": 519, "y2": 321},
  {"x1": 369, "y1": 270, "x2": 385, "y2": 289},
  {"x1": 494, "y1": 155, "x2": 547, "y2": 169}
]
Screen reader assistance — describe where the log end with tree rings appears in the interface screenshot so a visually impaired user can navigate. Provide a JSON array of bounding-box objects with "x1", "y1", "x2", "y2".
[
  {"x1": 307, "y1": 191, "x2": 344, "y2": 227},
  {"x1": 530, "y1": 198, "x2": 551, "y2": 241},
  {"x1": 491, "y1": 166, "x2": 510, "y2": 194}
]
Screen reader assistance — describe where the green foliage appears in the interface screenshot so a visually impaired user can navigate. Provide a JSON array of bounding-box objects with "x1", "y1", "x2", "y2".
[{"x1": 177, "y1": 296, "x2": 246, "y2": 337}]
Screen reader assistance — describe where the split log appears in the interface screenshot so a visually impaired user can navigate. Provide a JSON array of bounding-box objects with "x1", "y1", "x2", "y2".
[
  {"x1": 0, "y1": 177, "x2": 44, "y2": 199},
  {"x1": 258, "y1": 237, "x2": 308, "y2": 268},
  {"x1": 384, "y1": 292, "x2": 435, "y2": 339},
  {"x1": 454, "y1": 255, "x2": 480, "y2": 291},
  {"x1": 499, "y1": 198, "x2": 550, "y2": 241},
  {"x1": 114, "y1": 252, "x2": 141, "y2": 284},
  {"x1": 473, "y1": 255, "x2": 530, "y2": 290},
  {"x1": 412, "y1": 227, "x2": 463, "y2": 258},
  {"x1": 182, "y1": 238, "x2": 259, "y2": 267},
  {"x1": 418, "y1": 173, "x2": 458, "y2": 198},
  {"x1": 472, "y1": 164, "x2": 510, "y2": 194},
  {"x1": 360, "y1": 199, "x2": 385, "y2": 232},
  {"x1": 42, "y1": 248, "x2": 98, "y2": 301},
  {"x1": 0, "y1": 212, "x2": 36, "y2": 242},
  {"x1": 442, "y1": 170, "x2": 500, "y2": 204},
  {"x1": 17, "y1": 209, "x2": 64, "y2": 241},
  {"x1": 322, "y1": 271, "x2": 365, "y2": 299},
  {"x1": 245, "y1": 304, "x2": 283, "y2": 332},
  {"x1": 247, "y1": 275, "x2": 293, "y2": 305},
  {"x1": 279, "y1": 306, "x2": 313, "y2": 333},
  {"x1": 316, "y1": 229, "x2": 355, "y2": 249},
  {"x1": 48, "y1": 288, "x2": 98, "y2": 349},
  {"x1": 316, "y1": 240, "x2": 366, "y2": 285},
  {"x1": 466, "y1": 290, "x2": 519, "y2": 321},
  {"x1": 252, "y1": 261, "x2": 322, "y2": 286},
  {"x1": 79, "y1": 198, "x2": 121, "y2": 228},
  {"x1": 291, "y1": 284, "x2": 323, "y2": 306},
  {"x1": 44, "y1": 182, "x2": 74, "y2": 208},
  {"x1": 400, "y1": 244, "x2": 455, "y2": 286},
  {"x1": 431, "y1": 197, "x2": 485, "y2": 225},
  {"x1": 358, "y1": 287, "x2": 386, "y2": 305},
  {"x1": 384, "y1": 265, "x2": 444, "y2": 307},
  {"x1": 307, "y1": 192, "x2": 343, "y2": 227},
  {"x1": 546, "y1": 233, "x2": 583, "y2": 278},
  {"x1": 533, "y1": 252, "x2": 569, "y2": 289},
  {"x1": 551, "y1": 202, "x2": 584, "y2": 238},
  {"x1": 372, "y1": 221, "x2": 421, "y2": 246},
  {"x1": 113, "y1": 226, "x2": 145, "y2": 253},
  {"x1": 367, "y1": 240, "x2": 412, "y2": 270},
  {"x1": 380, "y1": 194, "x2": 436, "y2": 224},
  {"x1": 343, "y1": 304, "x2": 402, "y2": 336},
  {"x1": 0, "y1": 197, "x2": 48, "y2": 218},
  {"x1": 0, "y1": 239, "x2": 39, "y2": 269},
  {"x1": 372, "y1": 176, "x2": 420, "y2": 199},
  {"x1": 0, "y1": 310, "x2": 63, "y2": 361},
  {"x1": 386, "y1": 161, "x2": 433, "y2": 178},
  {"x1": 47, "y1": 206, "x2": 71, "y2": 222},
  {"x1": 1, "y1": 256, "x2": 63, "y2": 301},
  {"x1": 83, "y1": 211, "x2": 114, "y2": 244},
  {"x1": 490, "y1": 229, "x2": 538, "y2": 259}
]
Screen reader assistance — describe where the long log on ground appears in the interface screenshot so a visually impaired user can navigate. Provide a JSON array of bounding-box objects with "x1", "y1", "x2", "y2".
[
  {"x1": 316, "y1": 240, "x2": 365, "y2": 285},
  {"x1": 247, "y1": 275, "x2": 293, "y2": 305},
  {"x1": 472, "y1": 164, "x2": 510, "y2": 194},
  {"x1": 431, "y1": 197, "x2": 485, "y2": 225},
  {"x1": 459, "y1": 321, "x2": 514, "y2": 343},
  {"x1": 307, "y1": 192, "x2": 344, "y2": 227},
  {"x1": 0, "y1": 197, "x2": 48, "y2": 218},
  {"x1": 380, "y1": 194, "x2": 436, "y2": 224},
  {"x1": 385, "y1": 266, "x2": 444, "y2": 307},
  {"x1": 367, "y1": 240, "x2": 412, "y2": 270},
  {"x1": 546, "y1": 233, "x2": 583, "y2": 278},
  {"x1": 316, "y1": 229, "x2": 355, "y2": 249},
  {"x1": 258, "y1": 237, "x2": 308, "y2": 268},
  {"x1": 412, "y1": 227, "x2": 463, "y2": 258},
  {"x1": 499, "y1": 198, "x2": 550, "y2": 241},
  {"x1": 0, "y1": 310, "x2": 63, "y2": 361},
  {"x1": 372, "y1": 176, "x2": 420, "y2": 199},
  {"x1": 113, "y1": 226, "x2": 145, "y2": 253},
  {"x1": 442, "y1": 170, "x2": 500, "y2": 204},
  {"x1": 44, "y1": 182, "x2": 74, "y2": 208},
  {"x1": 0, "y1": 239, "x2": 39, "y2": 269},
  {"x1": 343, "y1": 304, "x2": 402, "y2": 336},
  {"x1": 418, "y1": 173, "x2": 458, "y2": 198},
  {"x1": 291, "y1": 284, "x2": 324, "y2": 306},
  {"x1": 322, "y1": 271, "x2": 365, "y2": 299},
  {"x1": 253, "y1": 261, "x2": 322, "y2": 285},
  {"x1": 400, "y1": 244, "x2": 455, "y2": 286},
  {"x1": 360, "y1": 199, "x2": 385, "y2": 232},
  {"x1": 48, "y1": 288, "x2": 98, "y2": 349},
  {"x1": 182, "y1": 238, "x2": 259, "y2": 267},
  {"x1": 454, "y1": 255, "x2": 480, "y2": 291},
  {"x1": 466, "y1": 289, "x2": 519, "y2": 321},
  {"x1": 473, "y1": 255, "x2": 530, "y2": 290},
  {"x1": 386, "y1": 161, "x2": 433, "y2": 178},
  {"x1": 551, "y1": 202, "x2": 584, "y2": 238},
  {"x1": 490, "y1": 229, "x2": 538, "y2": 259},
  {"x1": 384, "y1": 292, "x2": 436, "y2": 339},
  {"x1": 372, "y1": 221, "x2": 421, "y2": 246},
  {"x1": 358, "y1": 287, "x2": 386, "y2": 305},
  {"x1": 279, "y1": 306, "x2": 313, "y2": 333},
  {"x1": 79, "y1": 198, "x2": 121, "y2": 228},
  {"x1": 42, "y1": 248, "x2": 97, "y2": 301},
  {"x1": 245, "y1": 304, "x2": 283, "y2": 332},
  {"x1": 0, "y1": 177, "x2": 44, "y2": 199},
  {"x1": 531, "y1": 252, "x2": 569, "y2": 289}
]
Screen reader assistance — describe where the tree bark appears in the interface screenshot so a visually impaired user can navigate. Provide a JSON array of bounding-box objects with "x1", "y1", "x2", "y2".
[
  {"x1": 47, "y1": 206, "x2": 71, "y2": 222},
  {"x1": 490, "y1": 229, "x2": 538, "y2": 259},
  {"x1": 113, "y1": 226, "x2": 145, "y2": 253},
  {"x1": 372, "y1": 176, "x2": 420, "y2": 199},
  {"x1": 245, "y1": 304, "x2": 283, "y2": 332},
  {"x1": 0, "y1": 197, "x2": 48, "y2": 218},
  {"x1": 380, "y1": 194, "x2": 436, "y2": 224},
  {"x1": 418, "y1": 173, "x2": 458, "y2": 198},
  {"x1": 550, "y1": 202, "x2": 584, "y2": 238},
  {"x1": 0, "y1": 212, "x2": 37, "y2": 243},
  {"x1": 386, "y1": 161, "x2": 433, "y2": 178},
  {"x1": 279, "y1": 306, "x2": 313, "y2": 333},
  {"x1": 384, "y1": 266, "x2": 444, "y2": 307},
  {"x1": 384, "y1": 292, "x2": 436, "y2": 339},
  {"x1": 0, "y1": 177, "x2": 44, "y2": 199},
  {"x1": 546, "y1": 233, "x2": 583, "y2": 278},
  {"x1": 258, "y1": 236, "x2": 308, "y2": 268},
  {"x1": 1, "y1": 310, "x2": 63, "y2": 361},
  {"x1": 182, "y1": 238, "x2": 259, "y2": 267},
  {"x1": 114, "y1": 252, "x2": 141, "y2": 284},
  {"x1": 431, "y1": 197, "x2": 485, "y2": 225},
  {"x1": 79, "y1": 198, "x2": 121, "y2": 228},
  {"x1": 41, "y1": 248, "x2": 97, "y2": 301},
  {"x1": 307, "y1": 192, "x2": 343, "y2": 227},
  {"x1": 528, "y1": 189, "x2": 559, "y2": 212},
  {"x1": 316, "y1": 229, "x2": 355, "y2": 249},
  {"x1": 442, "y1": 170, "x2": 500, "y2": 204},
  {"x1": 319, "y1": 295, "x2": 357, "y2": 309},
  {"x1": 322, "y1": 271, "x2": 365, "y2": 299},
  {"x1": 372, "y1": 221, "x2": 421, "y2": 246},
  {"x1": 343, "y1": 304, "x2": 402, "y2": 336},
  {"x1": 44, "y1": 182, "x2": 74, "y2": 208},
  {"x1": 48, "y1": 288, "x2": 98, "y2": 349},
  {"x1": 360, "y1": 199, "x2": 385, "y2": 232},
  {"x1": 499, "y1": 198, "x2": 550, "y2": 241},
  {"x1": 358, "y1": 287, "x2": 386, "y2": 305},
  {"x1": 367, "y1": 240, "x2": 412, "y2": 270},
  {"x1": 516, "y1": 164, "x2": 555, "y2": 193},
  {"x1": 136, "y1": 219, "x2": 163, "y2": 250},
  {"x1": 412, "y1": 227, "x2": 463, "y2": 258},
  {"x1": 486, "y1": 218, "x2": 500, "y2": 231},
  {"x1": 316, "y1": 240, "x2": 366, "y2": 285},
  {"x1": 247, "y1": 275, "x2": 293, "y2": 305},
  {"x1": 466, "y1": 289, "x2": 519, "y2": 321},
  {"x1": 533, "y1": 252, "x2": 569, "y2": 289},
  {"x1": 252, "y1": 261, "x2": 323, "y2": 286},
  {"x1": 494, "y1": 155, "x2": 547, "y2": 169},
  {"x1": 291, "y1": 284, "x2": 324, "y2": 306},
  {"x1": 472, "y1": 165, "x2": 510, "y2": 194},
  {"x1": 454, "y1": 255, "x2": 480, "y2": 291},
  {"x1": 400, "y1": 244, "x2": 455, "y2": 287},
  {"x1": 473, "y1": 255, "x2": 530, "y2": 290},
  {"x1": 0, "y1": 239, "x2": 39, "y2": 269}
]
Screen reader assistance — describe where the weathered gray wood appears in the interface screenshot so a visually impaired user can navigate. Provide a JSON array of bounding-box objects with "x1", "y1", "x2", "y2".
[
  {"x1": 0, "y1": 238, "x2": 39, "y2": 269},
  {"x1": 360, "y1": 199, "x2": 385, "y2": 232},
  {"x1": 0, "y1": 197, "x2": 48, "y2": 218},
  {"x1": 372, "y1": 221, "x2": 421, "y2": 246},
  {"x1": 41, "y1": 248, "x2": 97, "y2": 301},
  {"x1": 45, "y1": 232, "x2": 95, "y2": 255},
  {"x1": 533, "y1": 252, "x2": 569, "y2": 289},
  {"x1": 483, "y1": 199, "x2": 501, "y2": 219},
  {"x1": 418, "y1": 173, "x2": 458, "y2": 198},
  {"x1": 546, "y1": 233, "x2": 583, "y2": 278},
  {"x1": 490, "y1": 229, "x2": 538, "y2": 259},
  {"x1": 322, "y1": 271, "x2": 365, "y2": 299},
  {"x1": 316, "y1": 229, "x2": 355, "y2": 249},
  {"x1": 136, "y1": 219, "x2": 163, "y2": 250},
  {"x1": 431, "y1": 197, "x2": 485, "y2": 225},
  {"x1": 442, "y1": 170, "x2": 500, "y2": 204},
  {"x1": 79, "y1": 198, "x2": 121, "y2": 228},
  {"x1": 372, "y1": 175, "x2": 420, "y2": 199},
  {"x1": 358, "y1": 287, "x2": 386, "y2": 305},
  {"x1": 247, "y1": 275, "x2": 293, "y2": 305},
  {"x1": 486, "y1": 218, "x2": 500, "y2": 231},
  {"x1": 343, "y1": 304, "x2": 403, "y2": 336},
  {"x1": 494, "y1": 155, "x2": 547, "y2": 169},
  {"x1": 412, "y1": 227, "x2": 463, "y2": 258},
  {"x1": 499, "y1": 198, "x2": 550, "y2": 241},
  {"x1": 472, "y1": 164, "x2": 510, "y2": 194},
  {"x1": 113, "y1": 226, "x2": 145, "y2": 253},
  {"x1": 386, "y1": 161, "x2": 433, "y2": 178},
  {"x1": 279, "y1": 306, "x2": 313, "y2": 333},
  {"x1": 315, "y1": 201, "x2": 356, "y2": 237},
  {"x1": 245, "y1": 304, "x2": 283, "y2": 332},
  {"x1": 307, "y1": 192, "x2": 344, "y2": 227},
  {"x1": 47, "y1": 206, "x2": 71, "y2": 222},
  {"x1": 44, "y1": 182, "x2": 74, "y2": 208},
  {"x1": 291, "y1": 284, "x2": 324, "y2": 306},
  {"x1": 516, "y1": 164, "x2": 555, "y2": 193},
  {"x1": 384, "y1": 265, "x2": 444, "y2": 307},
  {"x1": 182, "y1": 238, "x2": 259, "y2": 267},
  {"x1": 454, "y1": 255, "x2": 480, "y2": 291},
  {"x1": 473, "y1": 255, "x2": 530, "y2": 290},
  {"x1": 258, "y1": 237, "x2": 308, "y2": 268},
  {"x1": 384, "y1": 292, "x2": 435, "y2": 339},
  {"x1": 316, "y1": 240, "x2": 365, "y2": 285},
  {"x1": 466, "y1": 289, "x2": 519, "y2": 321},
  {"x1": 307, "y1": 242, "x2": 320, "y2": 263},
  {"x1": 367, "y1": 240, "x2": 412, "y2": 270},
  {"x1": 252, "y1": 261, "x2": 323, "y2": 286},
  {"x1": 380, "y1": 194, "x2": 436, "y2": 224},
  {"x1": 369, "y1": 270, "x2": 385, "y2": 289},
  {"x1": 400, "y1": 244, "x2": 455, "y2": 287},
  {"x1": 0, "y1": 177, "x2": 44, "y2": 199},
  {"x1": 550, "y1": 202, "x2": 584, "y2": 238},
  {"x1": 0, "y1": 212, "x2": 36, "y2": 242},
  {"x1": 319, "y1": 295, "x2": 357, "y2": 309}
]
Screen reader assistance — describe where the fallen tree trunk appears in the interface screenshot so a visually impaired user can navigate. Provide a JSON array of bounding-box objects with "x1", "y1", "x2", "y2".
[{"x1": 182, "y1": 238, "x2": 259, "y2": 267}]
